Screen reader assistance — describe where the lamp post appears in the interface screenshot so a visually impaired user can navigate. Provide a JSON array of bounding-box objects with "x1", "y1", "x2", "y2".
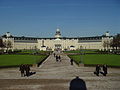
[{"x1": 80, "y1": 46, "x2": 83, "y2": 64}]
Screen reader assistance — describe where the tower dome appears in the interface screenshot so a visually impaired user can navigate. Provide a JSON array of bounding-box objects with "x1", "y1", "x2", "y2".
[
  {"x1": 105, "y1": 31, "x2": 110, "y2": 36},
  {"x1": 55, "y1": 28, "x2": 61, "y2": 38},
  {"x1": 6, "y1": 32, "x2": 11, "y2": 37}
]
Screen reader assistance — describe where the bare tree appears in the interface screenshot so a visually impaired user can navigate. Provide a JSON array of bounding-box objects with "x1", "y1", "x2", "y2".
[
  {"x1": 110, "y1": 34, "x2": 120, "y2": 53},
  {"x1": 112, "y1": 34, "x2": 120, "y2": 49},
  {"x1": 0, "y1": 39, "x2": 5, "y2": 48},
  {"x1": 3, "y1": 40, "x2": 12, "y2": 52},
  {"x1": 103, "y1": 40, "x2": 111, "y2": 51}
]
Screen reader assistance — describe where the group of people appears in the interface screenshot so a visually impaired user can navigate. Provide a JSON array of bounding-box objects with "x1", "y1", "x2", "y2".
[
  {"x1": 19, "y1": 64, "x2": 30, "y2": 77},
  {"x1": 94, "y1": 64, "x2": 108, "y2": 76},
  {"x1": 54, "y1": 53, "x2": 61, "y2": 62}
]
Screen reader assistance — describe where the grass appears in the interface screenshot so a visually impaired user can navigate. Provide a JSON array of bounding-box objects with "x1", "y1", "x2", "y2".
[
  {"x1": 16, "y1": 50, "x2": 52, "y2": 54},
  {"x1": 0, "y1": 55, "x2": 47, "y2": 66},
  {"x1": 68, "y1": 54, "x2": 120, "y2": 66},
  {"x1": 64, "y1": 49, "x2": 98, "y2": 54}
]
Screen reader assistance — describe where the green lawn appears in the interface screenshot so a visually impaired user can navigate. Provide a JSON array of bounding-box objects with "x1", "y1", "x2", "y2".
[
  {"x1": 16, "y1": 50, "x2": 52, "y2": 54},
  {"x1": 64, "y1": 49, "x2": 98, "y2": 54},
  {"x1": 68, "y1": 54, "x2": 120, "y2": 66},
  {"x1": 0, "y1": 55, "x2": 47, "y2": 66}
]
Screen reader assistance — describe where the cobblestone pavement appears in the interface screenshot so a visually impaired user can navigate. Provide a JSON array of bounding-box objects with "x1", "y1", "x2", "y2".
[{"x1": 0, "y1": 51, "x2": 120, "y2": 90}]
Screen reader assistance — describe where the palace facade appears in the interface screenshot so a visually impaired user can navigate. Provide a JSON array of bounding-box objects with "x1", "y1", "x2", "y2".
[{"x1": 1, "y1": 29, "x2": 113, "y2": 51}]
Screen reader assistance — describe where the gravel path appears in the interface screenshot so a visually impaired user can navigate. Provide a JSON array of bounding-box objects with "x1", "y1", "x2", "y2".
[{"x1": 0, "y1": 51, "x2": 120, "y2": 90}]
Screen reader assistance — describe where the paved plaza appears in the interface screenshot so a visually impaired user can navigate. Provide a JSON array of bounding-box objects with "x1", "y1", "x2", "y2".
[{"x1": 0, "y1": 51, "x2": 120, "y2": 90}]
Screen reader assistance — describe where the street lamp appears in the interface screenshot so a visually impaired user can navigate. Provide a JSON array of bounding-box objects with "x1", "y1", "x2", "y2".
[{"x1": 80, "y1": 46, "x2": 84, "y2": 64}]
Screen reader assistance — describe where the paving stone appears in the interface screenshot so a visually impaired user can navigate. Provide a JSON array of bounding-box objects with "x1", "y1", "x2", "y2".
[{"x1": 0, "y1": 51, "x2": 120, "y2": 90}]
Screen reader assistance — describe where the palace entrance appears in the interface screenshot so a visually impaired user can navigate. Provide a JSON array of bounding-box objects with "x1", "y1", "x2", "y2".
[{"x1": 55, "y1": 44, "x2": 62, "y2": 50}]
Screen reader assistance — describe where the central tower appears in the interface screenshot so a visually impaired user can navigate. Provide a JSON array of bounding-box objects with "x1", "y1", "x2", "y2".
[
  {"x1": 55, "y1": 28, "x2": 61, "y2": 38},
  {"x1": 54, "y1": 28, "x2": 62, "y2": 50}
]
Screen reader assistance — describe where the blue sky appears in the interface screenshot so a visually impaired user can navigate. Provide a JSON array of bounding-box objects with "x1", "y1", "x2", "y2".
[{"x1": 0, "y1": 0, "x2": 120, "y2": 37}]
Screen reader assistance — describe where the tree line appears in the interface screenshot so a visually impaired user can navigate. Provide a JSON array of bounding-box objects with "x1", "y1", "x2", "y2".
[
  {"x1": 103, "y1": 34, "x2": 120, "y2": 53},
  {"x1": 0, "y1": 38, "x2": 12, "y2": 53}
]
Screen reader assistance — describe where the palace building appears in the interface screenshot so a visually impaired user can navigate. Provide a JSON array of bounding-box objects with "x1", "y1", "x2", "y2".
[{"x1": 1, "y1": 29, "x2": 113, "y2": 51}]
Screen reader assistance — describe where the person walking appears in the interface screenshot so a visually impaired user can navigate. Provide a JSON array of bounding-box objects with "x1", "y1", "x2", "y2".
[
  {"x1": 70, "y1": 59, "x2": 74, "y2": 65},
  {"x1": 103, "y1": 64, "x2": 108, "y2": 76},
  {"x1": 58, "y1": 55, "x2": 61, "y2": 62},
  {"x1": 19, "y1": 64, "x2": 25, "y2": 77},
  {"x1": 95, "y1": 65, "x2": 101, "y2": 76},
  {"x1": 53, "y1": 53, "x2": 56, "y2": 57},
  {"x1": 25, "y1": 64, "x2": 30, "y2": 77},
  {"x1": 56, "y1": 55, "x2": 58, "y2": 62}
]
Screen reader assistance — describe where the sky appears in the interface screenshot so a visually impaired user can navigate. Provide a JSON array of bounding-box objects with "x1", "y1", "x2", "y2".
[{"x1": 0, "y1": 0, "x2": 120, "y2": 37}]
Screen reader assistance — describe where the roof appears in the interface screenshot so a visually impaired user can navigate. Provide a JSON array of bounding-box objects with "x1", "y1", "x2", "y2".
[
  {"x1": 2, "y1": 34, "x2": 13, "y2": 38},
  {"x1": 2, "y1": 35, "x2": 113, "y2": 40}
]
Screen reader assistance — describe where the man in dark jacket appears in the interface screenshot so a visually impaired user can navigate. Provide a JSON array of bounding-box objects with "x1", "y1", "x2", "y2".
[
  {"x1": 56, "y1": 55, "x2": 58, "y2": 62},
  {"x1": 95, "y1": 65, "x2": 101, "y2": 76},
  {"x1": 103, "y1": 64, "x2": 108, "y2": 76},
  {"x1": 58, "y1": 55, "x2": 61, "y2": 62},
  {"x1": 70, "y1": 59, "x2": 74, "y2": 65},
  {"x1": 25, "y1": 64, "x2": 30, "y2": 77},
  {"x1": 54, "y1": 53, "x2": 56, "y2": 57},
  {"x1": 19, "y1": 64, "x2": 25, "y2": 77}
]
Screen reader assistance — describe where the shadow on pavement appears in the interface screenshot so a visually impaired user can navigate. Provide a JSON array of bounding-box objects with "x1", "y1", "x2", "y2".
[
  {"x1": 29, "y1": 72, "x2": 36, "y2": 76},
  {"x1": 69, "y1": 76, "x2": 87, "y2": 90}
]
